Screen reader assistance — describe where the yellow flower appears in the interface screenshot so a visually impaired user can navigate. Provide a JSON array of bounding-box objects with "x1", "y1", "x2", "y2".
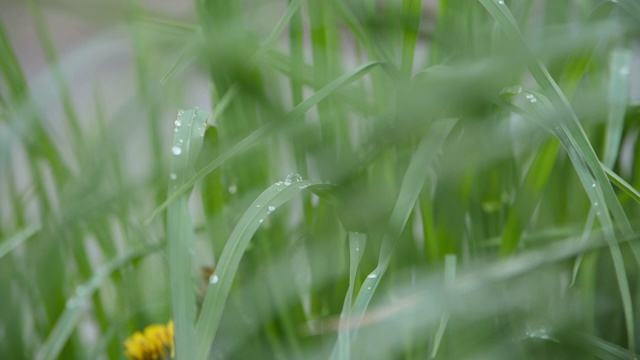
[{"x1": 124, "y1": 320, "x2": 174, "y2": 360}]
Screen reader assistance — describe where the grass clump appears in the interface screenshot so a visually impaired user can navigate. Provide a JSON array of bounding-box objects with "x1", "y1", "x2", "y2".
[{"x1": 1, "y1": 0, "x2": 640, "y2": 359}]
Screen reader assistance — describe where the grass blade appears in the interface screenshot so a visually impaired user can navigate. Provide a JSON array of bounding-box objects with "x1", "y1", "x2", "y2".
[
  {"x1": 603, "y1": 165, "x2": 640, "y2": 204},
  {"x1": 167, "y1": 107, "x2": 209, "y2": 359},
  {"x1": 0, "y1": 224, "x2": 40, "y2": 260},
  {"x1": 332, "y1": 232, "x2": 367, "y2": 360},
  {"x1": 430, "y1": 254, "x2": 456, "y2": 358}
]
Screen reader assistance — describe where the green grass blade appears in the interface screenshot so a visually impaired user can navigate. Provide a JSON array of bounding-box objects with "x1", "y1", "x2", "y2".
[
  {"x1": 167, "y1": 107, "x2": 209, "y2": 360},
  {"x1": 570, "y1": 210, "x2": 596, "y2": 286},
  {"x1": 400, "y1": 0, "x2": 422, "y2": 77},
  {"x1": 35, "y1": 244, "x2": 161, "y2": 360},
  {"x1": 0, "y1": 224, "x2": 40, "y2": 260},
  {"x1": 500, "y1": 140, "x2": 559, "y2": 254},
  {"x1": 194, "y1": 178, "x2": 336, "y2": 360},
  {"x1": 332, "y1": 232, "x2": 367, "y2": 360},
  {"x1": 430, "y1": 254, "x2": 456, "y2": 358},
  {"x1": 247, "y1": 0, "x2": 302, "y2": 68},
  {"x1": 603, "y1": 49, "x2": 632, "y2": 167},
  {"x1": 577, "y1": 333, "x2": 639, "y2": 360},
  {"x1": 349, "y1": 119, "x2": 457, "y2": 337},
  {"x1": 603, "y1": 165, "x2": 640, "y2": 204}
]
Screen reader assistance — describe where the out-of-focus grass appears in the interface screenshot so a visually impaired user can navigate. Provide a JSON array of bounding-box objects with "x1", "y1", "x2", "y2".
[{"x1": 1, "y1": 0, "x2": 640, "y2": 359}]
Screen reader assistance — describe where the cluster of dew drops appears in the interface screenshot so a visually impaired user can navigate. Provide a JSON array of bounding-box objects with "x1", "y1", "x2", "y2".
[
  {"x1": 256, "y1": 173, "x2": 306, "y2": 225},
  {"x1": 169, "y1": 108, "x2": 208, "y2": 182}
]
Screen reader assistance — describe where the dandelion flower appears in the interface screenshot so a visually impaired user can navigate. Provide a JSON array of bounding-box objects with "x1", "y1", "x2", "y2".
[{"x1": 124, "y1": 320, "x2": 174, "y2": 360}]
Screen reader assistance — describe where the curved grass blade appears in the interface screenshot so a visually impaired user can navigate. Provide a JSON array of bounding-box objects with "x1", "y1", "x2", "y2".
[
  {"x1": 194, "y1": 178, "x2": 336, "y2": 360},
  {"x1": 145, "y1": 62, "x2": 380, "y2": 224},
  {"x1": 247, "y1": 0, "x2": 302, "y2": 68},
  {"x1": 615, "y1": 0, "x2": 640, "y2": 22},
  {"x1": 430, "y1": 254, "x2": 456, "y2": 359},
  {"x1": 332, "y1": 232, "x2": 367, "y2": 360},
  {"x1": 0, "y1": 223, "x2": 40, "y2": 260},
  {"x1": 160, "y1": 29, "x2": 202, "y2": 84},
  {"x1": 35, "y1": 244, "x2": 162, "y2": 360},
  {"x1": 348, "y1": 119, "x2": 457, "y2": 339},
  {"x1": 577, "y1": 333, "x2": 640, "y2": 360},
  {"x1": 603, "y1": 165, "x2": 640, "y2": 204},
  {"x1": 167, "y1": 107, "x2": 209, "y2": 360}
]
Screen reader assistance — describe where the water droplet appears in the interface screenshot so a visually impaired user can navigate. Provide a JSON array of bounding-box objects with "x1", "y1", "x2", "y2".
[
  {"x1": 174, "y1": 127, "x2": 179, "y2": 133},
  {"x1": 619, "y1": 67, "x2": 630, "y2": 76},
  {"x1": 367, "y1": 286, "x2": 372, "y2": 290},
  {"x1": 199, "y1": 124, "x2": 207, "y2": 137},
  {"x1": 258, "y1": 219, "x2": 264, "y2": 224},
  {"x1": 177, "y1": 109, "x2": 184, "y2": 116},
  {"x1": 228, "y1": 185, "x2": 237, "y2": 194},
  {"x1": 175, "y1": 119, "x2": 182, "y2": 127},
  {"x1": 284, "y1": 173, "x2": 302, "y2": 186},
  {"x1": 367, "y1": 273, "x2": 378, "y2": 279},
  {"x1": 530, "y1": 97, "x2": 537, "y2": 103},
  {"x1": 525, "y1": 94, "x2": 533, "y2": 99},
  {"x1": 498, "y1": 0, "x2": 505, "y2": 4},
  {"x1": 594, "y1": 202, "x2": 598, "y2": 207},
  {"x1": 170, "y1": 173, "x2": 177, "y2": 180},
  {"x1": 172, "y1": 146, "x2": 182, "y2": 156},
  {"x1": 356, "y1": 247, "x2": 360, "y2": 251},
  {"x1": 209, "y1": 274, "x2": 219, "y2": 284},
  {"x1": 591, "y1": 183, "x2": 596, "y2": 188},
  {"x1": 268, "y1": 205, "x2": 276, "y2": 212},
  {"x1": 596, "y1": 211, "x2": 601, "y2": 216}
]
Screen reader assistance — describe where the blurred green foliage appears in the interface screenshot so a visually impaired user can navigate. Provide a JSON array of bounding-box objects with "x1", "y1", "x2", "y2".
[{"x1": 1, "y1": 0, "x2": 640, "y2": 359}]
